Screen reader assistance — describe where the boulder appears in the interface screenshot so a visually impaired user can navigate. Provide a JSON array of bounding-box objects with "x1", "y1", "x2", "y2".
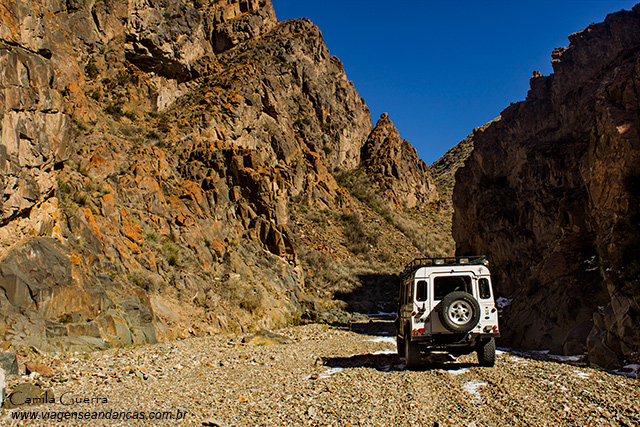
[
  {"x1": 24, "y1": 362, "x2": 53, "y2": 376},
  {"x1": 0, "y1": 353, "x2": 18, "y2": 376},
  {"x1": 242, "y1": 329, "x2": 292, "y2": 345},
  {"x1": 3, "y1": 383, "x2": 54, "y2": 408}
]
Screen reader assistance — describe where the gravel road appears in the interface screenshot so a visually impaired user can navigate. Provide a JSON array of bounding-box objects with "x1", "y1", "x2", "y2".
[{"x1": 1, "y1": 323, "x2": 638, "y2": 427}]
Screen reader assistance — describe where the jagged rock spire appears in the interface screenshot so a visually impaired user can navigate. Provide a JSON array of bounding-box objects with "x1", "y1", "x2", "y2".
[{"x1": 361, "y1": 113, "x2": 440, "y2": 209}]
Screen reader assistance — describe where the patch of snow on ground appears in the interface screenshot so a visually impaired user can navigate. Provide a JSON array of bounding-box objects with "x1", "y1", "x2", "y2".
[
  {"x1": 496, "y1": 296, "x2": 512, "y2": 309},
  {"x1": 614, "y1": 364, "x2": 640, "y2": 378},
  {"x1": 369, "y1": 311, "x2": 397, "y2": 317},
  {"x1": 448, "y1": 368, "x2": 469, "y2": 376},
  {"x1": 574, "y1": 371, "x2": 591, "y2": 379},
  {"x1": 510, "y1": 356, "x2": 528, "y2": 364},
  {"x1": 373, "y1": 350, "x2": 396, "y2": 355},
  {"x1": 502, "y1": 348, "x2": 585, "y2": 364},
  {"x1": 530, "y1": 350, "x2": 586, "y2": 362},
  {"x1": 549, "y1": 354, "x2": 585, "y2": 362},
  {"x1": 318, "y1": 367, "x2": 343, "y2": 379},
  {"x1": 584, "y1": 256, "x2": 598, "y2": 271},
  {"x1": 463, "y1": 380, "x2": 486, "y2": 402},
  {"x1": 368, "y1": 337, "x2": 397, "y2": 346}
]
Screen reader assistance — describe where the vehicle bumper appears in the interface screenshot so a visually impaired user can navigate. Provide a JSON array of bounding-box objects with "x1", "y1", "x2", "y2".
[{"x1": 410, "y1": 332, "x2": 500, "y2": 345}]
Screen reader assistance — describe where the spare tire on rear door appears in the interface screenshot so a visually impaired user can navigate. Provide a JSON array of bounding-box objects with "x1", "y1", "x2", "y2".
[{"x1": 438, "y1": 291, "x2": 481, "y2": 333}]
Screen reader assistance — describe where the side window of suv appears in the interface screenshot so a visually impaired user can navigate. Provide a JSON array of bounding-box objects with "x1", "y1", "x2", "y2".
[
  {"x1": 479, "y1": 278, "x2": 491, "y2": 299},
  {"x1": 416, "y1": 280, "x2": 428, "y2": 302}
]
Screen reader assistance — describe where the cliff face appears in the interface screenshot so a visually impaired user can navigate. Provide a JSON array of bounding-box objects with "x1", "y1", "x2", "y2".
[
  {"x1": 453, "y1": 6, "x2": 640, "y2": 368},
  {"x1": 361, "y1": 113, "x2": 439, "y2": 209},
  {"x1": 0, "y1": 0, "x2": 438, "y2": 352}
]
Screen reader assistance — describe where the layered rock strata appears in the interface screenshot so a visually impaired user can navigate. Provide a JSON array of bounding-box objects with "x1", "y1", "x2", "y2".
[{"x1": 0, "y1": 0, "x2": 436, "y2": 351}]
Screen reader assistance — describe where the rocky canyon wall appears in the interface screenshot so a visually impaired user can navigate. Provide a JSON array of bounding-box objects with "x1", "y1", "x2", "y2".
[
  {"x1": 0, "y1": 0, "x2": 437, "y2": 352},
  {"x1": 453, "y1": 5, "x2": 640, "y2": 368}
]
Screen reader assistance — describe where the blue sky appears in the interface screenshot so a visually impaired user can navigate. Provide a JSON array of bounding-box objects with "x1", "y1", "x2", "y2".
[{"x1": 272, "y1": 0, "x2": 638, "y2": 164}]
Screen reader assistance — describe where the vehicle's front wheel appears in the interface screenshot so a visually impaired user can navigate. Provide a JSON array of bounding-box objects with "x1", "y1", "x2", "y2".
[
  {"x1": 477, "y1": 337, "x2": 496, "y2": 367},
  {"x1": 405, "y1": 332, "x2": 421, "y2": 369}
]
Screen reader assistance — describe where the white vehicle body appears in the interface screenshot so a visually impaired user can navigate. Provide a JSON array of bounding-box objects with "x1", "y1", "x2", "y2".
[{"x1": 396, "y1": 256, "x2": 500, "y2": 368}]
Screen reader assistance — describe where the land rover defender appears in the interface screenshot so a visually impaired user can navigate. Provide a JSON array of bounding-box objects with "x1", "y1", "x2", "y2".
[{"x1": 396, "y1": 256, "x2": 499, "y2": 368}]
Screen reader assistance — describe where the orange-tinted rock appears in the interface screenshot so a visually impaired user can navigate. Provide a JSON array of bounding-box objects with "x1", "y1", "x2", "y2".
[
  {"x1": 121, "y1": 209, "x2": 143, "y2": 244},
  {"x1": 0, "y1": 0, "x2": 431, "y2": 352}
]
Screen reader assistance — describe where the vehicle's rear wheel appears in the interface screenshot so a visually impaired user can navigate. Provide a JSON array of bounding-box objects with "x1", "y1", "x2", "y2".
[
  {"x1": 404, "y1": 331, "x2": 421, "y2": 369},
  {"x1": 477, "y1": 337, "x2": 496, "y2": 367},
  {"x1": 438, "y1": 291, "x2": 481, "y2": 333}
]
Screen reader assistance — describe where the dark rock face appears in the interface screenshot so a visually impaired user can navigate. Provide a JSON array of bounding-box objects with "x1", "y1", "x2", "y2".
[{"x1": 453, "y1": 6, "x2": 640, "y2": 368}]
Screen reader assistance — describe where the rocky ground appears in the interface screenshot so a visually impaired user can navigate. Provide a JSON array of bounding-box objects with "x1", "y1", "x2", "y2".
[{"x1": 1, "y1": 323, "x2": 639, "y2": 427}]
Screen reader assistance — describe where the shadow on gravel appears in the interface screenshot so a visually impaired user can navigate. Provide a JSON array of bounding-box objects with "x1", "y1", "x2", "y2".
[
  {"x1": 322, "y1": 353, "x2": 403, "y2": 372},
  {"x1": 342, "y1": 319, "x2": 396, "y2": 337},
  {"x1": 322, "y1": 353, "x2": 477, "y2": 373},
  {"x1": 334, "y1": 272, "x2": 401, "y2": 317}
]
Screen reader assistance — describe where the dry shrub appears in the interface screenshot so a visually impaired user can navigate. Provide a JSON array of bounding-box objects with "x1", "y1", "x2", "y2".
[{"x1": 341, "y1": 212, "x2": 378, "y2": 254}]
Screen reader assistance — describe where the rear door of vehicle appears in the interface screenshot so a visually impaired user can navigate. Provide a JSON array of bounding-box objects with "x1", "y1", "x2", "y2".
[{"x1": 430, "y1": 271, "x2": 475, "y2": 334}]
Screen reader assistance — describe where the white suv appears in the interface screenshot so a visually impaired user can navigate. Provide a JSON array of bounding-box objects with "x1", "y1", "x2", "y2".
[{"x1": 396, "y1": 256, "x2": 499, "y2": 368}]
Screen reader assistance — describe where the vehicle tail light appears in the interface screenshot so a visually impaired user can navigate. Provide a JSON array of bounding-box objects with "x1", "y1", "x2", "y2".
[
  {"x1": 418, "y1": 328, "x2": 425, "y2": 334},
  {"x1": 491, "y1": 308, "x2": 497, "y2": 313},
  {"x1": 492, "y1": 325, "x2": 499, "y2": 333}
]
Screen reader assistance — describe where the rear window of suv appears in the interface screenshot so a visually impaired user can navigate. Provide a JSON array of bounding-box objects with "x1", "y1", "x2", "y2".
[
  {"x1": 434, "y1": 275, "x2": 472, "y2": 300},
  {"x1": 479, "y1": 278, "x2": 491, "y2": 299}
]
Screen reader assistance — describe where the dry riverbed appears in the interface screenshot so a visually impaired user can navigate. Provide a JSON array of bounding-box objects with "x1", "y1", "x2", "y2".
[{"x1": 1, "y1": 323, "x2": 639, "y2": 426}]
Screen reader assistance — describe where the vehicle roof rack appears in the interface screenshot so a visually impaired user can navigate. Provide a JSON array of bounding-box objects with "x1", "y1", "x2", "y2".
[{"x1": 400, "y1": 255, "x2": 488, "y2": 280}]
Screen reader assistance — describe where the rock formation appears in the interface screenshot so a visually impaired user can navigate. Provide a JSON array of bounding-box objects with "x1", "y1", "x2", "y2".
[
  {"x1": 361, "y1": 113, "x2": 439, "y2": 209},
  {"x1": 453, "y1": 5, "x2": 640, "y2": 368},
  {"x1": 0, "y1": 0, "x2": 437, "y2": 352}
]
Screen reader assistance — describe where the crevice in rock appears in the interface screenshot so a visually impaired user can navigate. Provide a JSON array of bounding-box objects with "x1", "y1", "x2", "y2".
[{"x1": 0, "y1": 206, "x2": 33, "y2": 228}]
